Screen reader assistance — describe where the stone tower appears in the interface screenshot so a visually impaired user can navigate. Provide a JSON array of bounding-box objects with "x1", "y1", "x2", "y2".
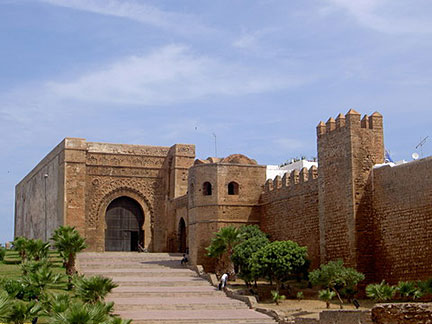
[
  {"x1": 317, "y1": 110, "x2": 384, "y2": 275},
  {"x1": 187, "y1": 155, "x2": 266, "y2": 271}
]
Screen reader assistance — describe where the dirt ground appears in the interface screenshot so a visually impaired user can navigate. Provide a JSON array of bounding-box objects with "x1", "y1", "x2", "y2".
[{"x1": 227, "y1": 279, "x2": 376, "y2": 320}]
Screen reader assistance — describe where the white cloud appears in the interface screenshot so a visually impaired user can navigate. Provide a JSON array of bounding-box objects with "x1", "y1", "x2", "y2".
[
  {"x1": 44, "y1": 45, "x2": 307, "y2": 106},
  {"x1": 39, "y1": 0, "x2": 211, "y2": 35},
  {"x1": 324, "y1": 0, "x2": 432, "y2": 34}
]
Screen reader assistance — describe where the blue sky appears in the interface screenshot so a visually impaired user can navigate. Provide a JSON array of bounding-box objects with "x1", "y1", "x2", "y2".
[{"x1": 1, "y1": 0, "x2": 432, "y2": 243}]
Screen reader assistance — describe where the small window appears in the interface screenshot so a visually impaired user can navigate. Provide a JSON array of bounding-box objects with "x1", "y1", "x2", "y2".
[
  {"x1": 203, "y1": 182, "x2": 212, "y2": 196},
  {"x1": 228, "y1": 182, "x2": 239, "y2": 195}
]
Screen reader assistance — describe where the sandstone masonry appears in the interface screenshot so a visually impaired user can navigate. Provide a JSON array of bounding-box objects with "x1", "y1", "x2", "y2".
[{"x1": 15, "y1": 110, "x2": 432, "y2": 283}]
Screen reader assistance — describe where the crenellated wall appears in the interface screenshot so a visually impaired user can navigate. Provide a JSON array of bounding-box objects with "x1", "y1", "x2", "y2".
[
  {"x1": 317, "y1": 110, "x2": 384, "y2": 272},
  {"x1": 260, "y1": 167, "x2": 320, "y2": 269},
  {"x1": 371, "y1": 158, "x2": 432, "y2": 283}
]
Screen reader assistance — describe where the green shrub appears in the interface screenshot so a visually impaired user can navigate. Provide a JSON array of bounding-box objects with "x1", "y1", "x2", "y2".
[
  {"x1": 365, "y1": 280, "x2": 396, "y2": 302},
  {"x1": 296, "y1": 291, "x2": 304, "y2": 300},
  {"x1": 232, "y1": 235, "x2": 269, "y2": 286},
  {"x1": 417, "y1": 278, "x2": 432, "y2": 295},
  {"x1": 309, "y1": 260, "x2": 364, "y2": 309},
  {"x1": 271, "y1": 290, "x2": 286, "y2": 305},
  {"x1": 74, "y1": 276, "x2": 118, "y2": 304},
  {"x1": 250, "y1": 240, "x2": 308, "y2": 293},
  {"x1": 1, "y1": 278, "x2": 41, "y2": 301}
]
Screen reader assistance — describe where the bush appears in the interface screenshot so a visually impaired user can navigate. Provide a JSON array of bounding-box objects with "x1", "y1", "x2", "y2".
[
  {"x1": 250, "y1": 240, "x2": 308, "y2": 293},
  {"x1": 271, "y1": 290, "x2": 286, "y2": 305},
  {"x1": 365, "y1": 280, "x2": 396, "y2": 302},
  {"x1": 232, "y1": 235, "x2": 269, "y2": 286},
  {"x1": 296, "y1": 291, "x2": 304, "y2": 300},
  {"x1": 1, "y1": 278, "x2": 41, "y2": 301},
  {"x1": 309, "y1": 260, "x2": 364, "y2": 308},
  {"x1": 74, "y1": 276, "x2": 118, "y2": 304},
  {"x1": 417, "y1": 278, "x2": 432, "y2": 295}
]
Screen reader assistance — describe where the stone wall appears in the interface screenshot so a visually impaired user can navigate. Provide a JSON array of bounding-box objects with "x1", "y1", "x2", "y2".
[
  {"x1": 320, "y1": 310, "x2": 372, "y2": 324},
  {"x1": 372, "y1": 303, "x2": 432, "y2": 323},
  {"x1": 371, "y1": 158, "x2": 432, "y2": 283},
  {"x1": 15, "y1": 138, "x2": 67, "y2": 241},
  {"x1": 260, "y1": 167, "x2": 320, "y2": 269}
]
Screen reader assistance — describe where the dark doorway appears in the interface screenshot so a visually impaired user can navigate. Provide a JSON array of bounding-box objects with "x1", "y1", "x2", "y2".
[
  {"x1": 105, "y1": 197, "x2": 144, "y2": 251},
  {"x1": 178, "y1": 218, "x2": 187, "y2": 253}
]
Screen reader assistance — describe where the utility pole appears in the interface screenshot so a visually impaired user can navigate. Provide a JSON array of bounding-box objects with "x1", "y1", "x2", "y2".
[
  {"x1": 212, "y1": 133, "x2": 217, "y2": 157},
  {"x1": 44, "y1": 173, "x2": 48, "y2": 242}
]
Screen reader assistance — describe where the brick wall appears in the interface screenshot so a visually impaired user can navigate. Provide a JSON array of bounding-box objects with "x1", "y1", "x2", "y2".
[
  {"x1": 372, "y1": 157, "x2": 432, "y2": 283},
  {"x1": 260, "y1": 167, "x2": 320, "y2": 269}
]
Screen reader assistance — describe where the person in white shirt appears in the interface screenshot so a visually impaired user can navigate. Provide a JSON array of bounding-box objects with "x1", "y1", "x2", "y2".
[{"x1": 219, "y1": 273, "x2": 228, "y2": 290}]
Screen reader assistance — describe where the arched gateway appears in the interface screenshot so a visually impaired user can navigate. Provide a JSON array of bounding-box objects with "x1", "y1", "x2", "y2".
[
  {"x1": 178, "y1": 217, "x2": 187, "y2": 253},
  {"x1": 105, "y1": 196, "x2": 144, "y2": 251}
]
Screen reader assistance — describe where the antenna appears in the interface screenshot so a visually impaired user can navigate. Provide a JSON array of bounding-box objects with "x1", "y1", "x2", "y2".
[
  {"x1": 415, "y1": 136, "x2": 429, "y2": 157},
  {"x1": 212, "y1": 133, "x2": 217, "y2": 157}
]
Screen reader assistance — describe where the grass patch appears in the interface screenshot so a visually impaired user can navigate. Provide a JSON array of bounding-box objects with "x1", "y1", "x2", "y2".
[{"x1": 0, "y1": 250, "x2": 71, "y2": 323}]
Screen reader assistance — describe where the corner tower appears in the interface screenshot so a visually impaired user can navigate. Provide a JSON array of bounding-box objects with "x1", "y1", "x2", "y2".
[
  {"x1": 317, "y1": 110, "x2": 384, "y2": 271},
  {"x1": 187, "y1": 154, "x2": 266, "y2": 271}
]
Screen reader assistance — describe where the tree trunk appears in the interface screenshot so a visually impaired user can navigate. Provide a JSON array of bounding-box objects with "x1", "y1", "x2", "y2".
[
  {"x1": 66, "y1": 253, "x2": 76, "y2": 276},
  {"x1": 333, "y1": 288, "x2": 344, "y2": 309}
]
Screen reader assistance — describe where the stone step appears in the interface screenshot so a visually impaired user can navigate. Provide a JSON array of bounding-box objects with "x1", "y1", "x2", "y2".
[
  {"x1": 111, "y1": 281, "x2": 210, "y2": 287},
  {"x1": 77, "y1": 253, "x2": 276, "y2": 324},
  {"x1": 81, "y1": 269, "x2": 196, "y2": 277},
  {"x1": 110, "y1": 291, "x2": 224, "y2": 298},
  {"x1": 114, "y1": 309, "x2": 276, "y2": 322},
  {"x1": 130, "y1": 320, "x2": 276, "y2": 324},
  {"x1": 110, "y1": 286, "x2": 224, "y2": 298},
  {"x1": 80, "y1": 263, "x2": 188, "y2": 270},
  {"x1": 110, "y1": 297, "x2": 247, "y2": 311}
]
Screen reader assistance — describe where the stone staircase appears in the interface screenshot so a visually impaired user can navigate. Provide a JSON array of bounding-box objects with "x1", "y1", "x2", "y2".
[{"x1": 78, "y1": 252, "x2": 276, "y2": 324}]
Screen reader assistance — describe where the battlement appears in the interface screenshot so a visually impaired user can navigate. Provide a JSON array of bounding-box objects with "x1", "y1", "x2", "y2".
[
  {"x1": 317, "y1": 109, "x2": 383, "y2": 137},
  {"x1": 264, "y1": 166, "x2": 318, "y2": 193}
]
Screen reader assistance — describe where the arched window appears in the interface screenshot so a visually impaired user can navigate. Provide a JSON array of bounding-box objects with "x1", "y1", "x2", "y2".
[
  {"x1": 203, "y1": 182, "x2": 212, "y2": 196},
  {"x1": 228, "y1": 181, "x2": 239, "y2": 195}
]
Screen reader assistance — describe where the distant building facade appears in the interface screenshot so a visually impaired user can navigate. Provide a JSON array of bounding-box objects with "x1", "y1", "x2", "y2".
[{"x1": 15, "y1": 110, "x2": 432, "y2": 283}]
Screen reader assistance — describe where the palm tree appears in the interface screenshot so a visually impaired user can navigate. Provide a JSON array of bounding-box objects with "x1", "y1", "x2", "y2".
[
  {"x1": 51, "y1": 226, "x2": 87, "y2": 276},
  {"x1": 41, "y1": 292, "x2": 71, "y2": 316},
  {"x1": 4, "y1": 299, "x2": 41, "y2": 324},
  {"x1": 0, "y1": 293, "x2": 11, "y2": 322},
  {"x1": 26, "y1": 239, "x2": 50, "y2": 261},
  {"x1": 73, "y1": 276, "x2": 118, "y2": 304},
  {"x1": 206, "y1": 226, "x2": 241, "y2": 276},
  {"x1": 23, "y1": 263, "x2": 63, "y2": 293},
  {"x1": 49, "y1": 301, "x2": 113, "y2": 324},
  {"x1": 12, "y1": 237, "x2": 29, "y2": 262},
  {"x1": 319, "y1": 289, "x2": 336, "y2": 309},
  {"x1": 108, "y1": 317, "x2": 133, "y2": 324}
]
